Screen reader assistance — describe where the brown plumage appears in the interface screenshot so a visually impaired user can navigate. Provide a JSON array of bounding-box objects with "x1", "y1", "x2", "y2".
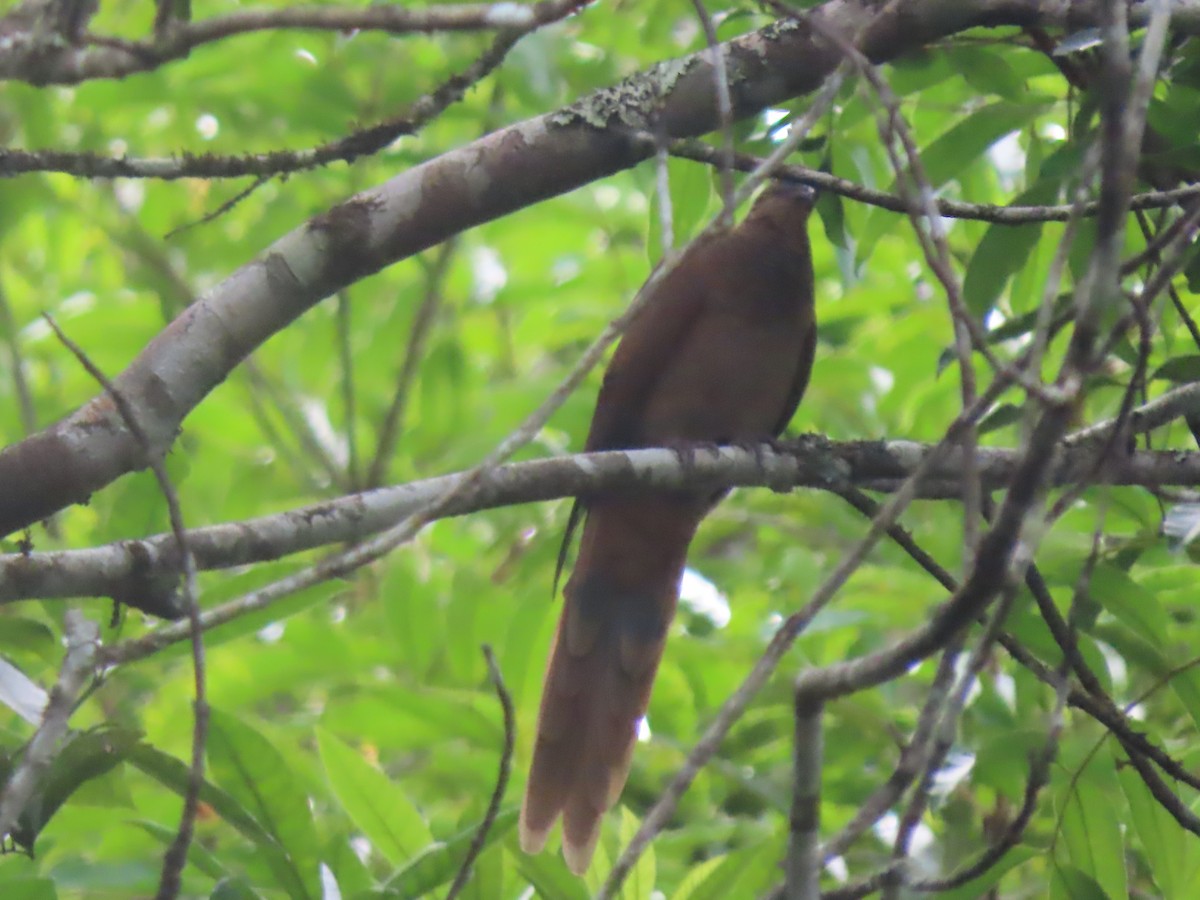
[{"x1": 519, "y1": 181, "x2": 818, "y2": 874}]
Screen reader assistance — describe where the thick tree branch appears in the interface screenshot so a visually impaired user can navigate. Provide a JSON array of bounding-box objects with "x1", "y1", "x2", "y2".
[{"x1": 3, "y1": 436, "x2": 1198, "y2": 611}]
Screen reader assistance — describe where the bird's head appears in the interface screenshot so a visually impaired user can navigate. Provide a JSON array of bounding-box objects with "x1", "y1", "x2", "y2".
[
  {"x1": 753, "y1": 178, "x2": 817, "y2": 209},
  {"x1": 746, "y1": 178, "x2": 817, "y2": 239}
]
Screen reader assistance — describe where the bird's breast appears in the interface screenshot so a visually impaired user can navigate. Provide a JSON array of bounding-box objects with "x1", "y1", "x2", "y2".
[{"x1": 634, "y1": 304, "x2": 811, "y2": 445}]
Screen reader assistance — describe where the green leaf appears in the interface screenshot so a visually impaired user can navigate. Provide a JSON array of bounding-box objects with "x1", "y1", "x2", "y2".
[
  {"x1": 945, "y1": 46, "x2": 1027, "y2": 100},
  {"x1": 7, "y1": 725, "x2": 141, "y2": 853},
  {"x1": 815, "y1": 148, "x2": 848, "y2": 250},
  {"x1": 978, "y1": 403, "x2": 1026, "y2": 435},
  {"x1": 0, "y1": 619, "x2": 57, "y2": 664},
  {"x1": 667, "y1": 834, "x2": 785, "y2": 900},
  {"x1": 1089, "y1": 622, "x2": 1200, "y2": 735},
  {"x1": 617, "y1": 806, "x2": 655, "y2": 900},
  {"x1": 206, "y1": 709, "x2": 320, "y2": 896},
  {"x1": 511, "y1": 835, "x2": 590, "y2": 900},
  {"x1": 376, "y1": 808, "x2": 518, "y2": 898},
  {"x1": 1115, "y1": 745, "x2": 1198, "y2": 899},
  {"x1": 1050, "y1": 865, "x2": 1112, "y2": 900},
  {"x1": 936, "y1": 847, "x2": 1037, "y2": 900},
  {"x1": 888, "y1": 50, "x2": 956, "y2": 97},
  {"x1": 671, "y1": 856, "x2": 724, "y2": 900},
  {"x1": 1088, "y1": 564, "x2": 1169, "y2": 644},
  {"x1": 316, "y1": 727, "x2": 432, "y2": 866},
  {"x1": 1185, "y1": 249, "x2": 1200, "y2": 293},
  {"x1": 1057, "y1": 750, "x2": 1127, "y2": 899},
  {"x1": 962, "y1": 179, "x2": 1061, "y2": 316},
  {"x1": 0, "y1": 877, "x2": 58, "y2": 900},
  {"x1": 859, "y1": 100, "x2": 1050, "y2": 257},
  {"x1": 133, "y1": 818, "x2": 230, "y2": 881},
  {"x1": 1152, "y1": 355, "x2": 1200, "y2": 383},
  {"x1": 129, "y1": 743, "x2": 311, "y2": 900},
  {"x1": 210, "y1": 877, "x2": 264, "y2": 900}
]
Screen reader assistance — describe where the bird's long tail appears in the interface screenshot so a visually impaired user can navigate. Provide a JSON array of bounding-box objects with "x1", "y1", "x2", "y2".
[{"x1": 519, "y1": 497, "x2": 704, "y2": 874}]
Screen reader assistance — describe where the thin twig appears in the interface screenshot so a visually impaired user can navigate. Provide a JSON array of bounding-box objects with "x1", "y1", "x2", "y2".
[
  {"x1": 911, "y1": 661, "x2": 1068, "y2": 894},
  {"x1": 670, "y1": 141, "x2": 1200, "y2": 224},
  {"x1": 164, "y1": 175, "x2": 270, "y2": 239},
  {"x1": 4, "y1": 1, "x2": 583, "y2": 161},
  {"x1": 884, "y1": 589, "x2": 1017, "y2": 898},
  {"x1": 445, "y1": 645, "x2": 513, "y2": 900},
  {"x1": 689, "y1": 0, "x2": 735, "y2": 220},
  {"x1": 839, "y1": 488, "x2": 1200, "y2": 804}
]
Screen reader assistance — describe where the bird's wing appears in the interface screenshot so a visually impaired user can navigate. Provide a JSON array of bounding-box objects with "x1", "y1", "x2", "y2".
[
  {"x1": 583, "y1": 241, "x2": 717, "y2": 452},
  {"x1": 552, "y1": 239, "x2": 717, "y2": 595},
  {"x1": 773, "y1": 317, "x2": 818, "y2": 436}
]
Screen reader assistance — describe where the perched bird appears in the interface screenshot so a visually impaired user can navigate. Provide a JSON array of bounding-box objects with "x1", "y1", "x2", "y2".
[{"x1": 519, "y1": 181, "x2": 818, "y2": 874}]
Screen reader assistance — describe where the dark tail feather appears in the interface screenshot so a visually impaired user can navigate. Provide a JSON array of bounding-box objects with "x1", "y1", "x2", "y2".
[
  {"x1": 521, "y1": 501, "x2": 698, "y2": 873},
  {"x1": 519, "y1": 603, "x2": 660, "y2": 872}
]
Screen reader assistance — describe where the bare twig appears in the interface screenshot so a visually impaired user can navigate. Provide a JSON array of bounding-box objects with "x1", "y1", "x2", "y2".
[
  {"x1": 1066, "y1": 380, "x2": 1200, "y2": 445},
  {"x1": 445, "y1": 645, "x2": 513, "y2": 900},
  {"x1": 884, "y1": 590, "x2": 1017, "y2": 898},
  {"x1": 164, "y1": 175, "x2": 270, "y2": 239},
  {"x1": 910, "y1": 664, "x2": 1066, "y2": 895},
  {"x1": 670, "y1": 141, "x2": 1200, "y2": 224},
  {"x1": 838, "y1": 488, "x2": 1200, "y2": 805}
]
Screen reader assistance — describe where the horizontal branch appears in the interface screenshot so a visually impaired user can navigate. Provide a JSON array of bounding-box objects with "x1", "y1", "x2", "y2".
[
  {"x1": 0, "y1": 0, "x2": 582, "y2": 85},
  {"x1": 4, "y1": 435, "x2": 1197, "y2": 613},
  {"x1": 671, "y1": 140, "x2": 1200, "y2": 224}
]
